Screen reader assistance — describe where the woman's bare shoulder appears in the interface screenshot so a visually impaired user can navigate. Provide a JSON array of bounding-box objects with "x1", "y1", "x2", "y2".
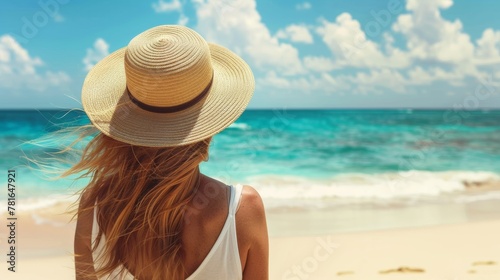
[
  {"x1": 236, "y1": 185, "x2": 269, "y2": 278},
  {"x1": 238, "y1": 185, "x2": 265, "y2": 217},
  {"x1": 236, "y1": 185, "x2": 267, "y2": 240}
]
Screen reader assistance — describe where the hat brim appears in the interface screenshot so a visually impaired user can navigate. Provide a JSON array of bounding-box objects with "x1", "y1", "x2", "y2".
[{"x1": 82, "y1": 43, "x2": 254, "y2": 147}]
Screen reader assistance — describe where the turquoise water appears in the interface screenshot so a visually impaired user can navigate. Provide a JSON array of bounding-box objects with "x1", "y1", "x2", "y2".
[
  {"x1": 1, "y1": 109, "x2": 500, "y2": 207},
  {"x1": 209, "y1": 109, "x2": 500, "y2": 178}
]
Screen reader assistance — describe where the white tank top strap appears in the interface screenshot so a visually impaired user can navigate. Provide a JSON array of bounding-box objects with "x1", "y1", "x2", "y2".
[
  {"x1": 229, "y1": 184, "x2": 244, "y2": 216},
  {"x1": 185, "y1": 183, "x2": 244, "y2": 280}
]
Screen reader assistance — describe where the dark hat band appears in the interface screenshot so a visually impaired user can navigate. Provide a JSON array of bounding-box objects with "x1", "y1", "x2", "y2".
[{"x1": 127, "y1": 75, "x2": 213, "y2": 114}]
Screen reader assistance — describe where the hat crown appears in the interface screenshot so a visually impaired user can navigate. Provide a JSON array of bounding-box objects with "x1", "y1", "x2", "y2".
[{"x1": 124, "y1": 26, "x2": 213, "y2": 107}]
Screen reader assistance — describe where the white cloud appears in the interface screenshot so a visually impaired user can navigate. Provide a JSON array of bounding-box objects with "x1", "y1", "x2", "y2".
[
  {"x1": 0, "y1": 35, "x2": 42, "y2": 74},
  {"x1": 296, "y1": 2, "x2": 312, "y2": 10},
  {"x1": 407, "y1": 66, "x2": 465, "y2": 86},
  {"x1": 258, "y1": 71, "x2": 360, "y2": 97},
  {"x1": 83, "y1": 38, "x2": 109, "y2": 71},
  {"x1": 260, "y1": 71, "x2": 293, "y2": 89},
  {"x1": 476, "y1": 29, "x2": 500, "y2": 59},
  {"x1": 152, "y1": 0, "x2": 189, "y2": 28},
  {"x1": 301, "y1": 0, "x2": 498, "y2": 95},
  {"x1": 178, "y1": 13, "x2": 189, "y2": 25},
  {"x1": 303, "y1": 56, "x2": 336, "y2": 72},
  {"x1": 349, "y1": 69, "x2": 407, "y2": 93},
  {"x1": 276, "y1": 24, "x2": 313, "y2": 44},
  {"x1": 185, "y1": 0, "x2": 500, "y2": 100},
  {"x1": 316, "y1": 13, "x2": 411, "y2": 69},
  {"x1": 393, "y1": 0, "x2": 474, "y2": 64},
  {"x1": 0, "y1": 35, "x2": 70, "y2": 91},
  {"x1": 152, "y1": 0, "x2": 182, "y2": 12},
  {"x1": 194, "y1": 0, "x2": 304, "y2": 75},
  {"x1": 475, "y1": 28, "x2": 500, "y2": 65}
]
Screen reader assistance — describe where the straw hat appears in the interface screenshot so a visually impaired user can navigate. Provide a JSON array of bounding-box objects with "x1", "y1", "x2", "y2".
[{"x1": 81, "y1": 25, "x2": 254, "y2": 147}]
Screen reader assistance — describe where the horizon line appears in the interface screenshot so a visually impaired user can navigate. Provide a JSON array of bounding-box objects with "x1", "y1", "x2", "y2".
[{"x1": 1, "y1": 107, "x2": 500, "y2": 111}]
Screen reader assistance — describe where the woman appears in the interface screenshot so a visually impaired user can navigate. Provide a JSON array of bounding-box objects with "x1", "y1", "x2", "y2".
[{"x1": 71, "y1": 25, "x2": 269, "y2": 279}]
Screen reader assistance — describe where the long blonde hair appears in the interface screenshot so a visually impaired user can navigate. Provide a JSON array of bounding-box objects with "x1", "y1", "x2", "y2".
[{"x1": 66, "y1": 125, "x2": 211, "y2": 279}]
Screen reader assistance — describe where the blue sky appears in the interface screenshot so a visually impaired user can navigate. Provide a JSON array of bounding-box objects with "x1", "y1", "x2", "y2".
[{"x1": 1, "y1": 0, "x2": 500, "y2": 109}]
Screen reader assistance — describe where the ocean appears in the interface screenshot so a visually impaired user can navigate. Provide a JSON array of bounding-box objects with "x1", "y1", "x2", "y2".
[{"x1": 1, "y1": 109, "x2": 500, "y2": 211}]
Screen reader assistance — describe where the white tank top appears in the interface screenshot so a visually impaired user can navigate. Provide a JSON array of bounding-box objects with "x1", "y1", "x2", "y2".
[{"x1": 91, "y1": 184, "x2": 244, "y2": 280}]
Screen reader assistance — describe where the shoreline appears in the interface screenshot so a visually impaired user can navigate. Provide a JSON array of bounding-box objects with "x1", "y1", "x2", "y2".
[
  {"x1": 266, "y1": 188, "x2": 500, "y2": 237},
  {"x1": 8, "y1": 183, "x2": 500, "y2": 237},
  {"x1": 8, "y1": 170, "x2": 500, "y2": 210}
]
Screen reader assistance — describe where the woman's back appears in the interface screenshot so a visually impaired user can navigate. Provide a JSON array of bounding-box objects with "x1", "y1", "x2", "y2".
[
  {"x1": 180, "y1": 175, "x2": 268, "y2": 279},
  {"x1": 181, "y1": 177, "x2": 242, "y2": 278},
  {"x1": 76, "y1": 175, "x2": 269, "y2": 279}
]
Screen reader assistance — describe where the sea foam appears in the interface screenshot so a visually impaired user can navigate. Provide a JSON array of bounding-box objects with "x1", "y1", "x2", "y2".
[
  {"x1": 7, "y1": 171, "x2": 500, "y2": 212},
  {"x1": 247, "y1": 171, "x2": 500, "y2": 209},
  {"x1": 228, "y1": 122, "x2": 251, "y2": 130}
]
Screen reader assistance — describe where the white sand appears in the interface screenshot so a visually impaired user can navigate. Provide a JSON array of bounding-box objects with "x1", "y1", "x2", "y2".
[{"x1": 270, "y1": 220, "x2": 500, "y2": 279}]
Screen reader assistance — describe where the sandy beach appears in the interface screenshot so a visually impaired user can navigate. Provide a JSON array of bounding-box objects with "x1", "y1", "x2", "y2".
[
  {"x1": 1, "y1": 192, "x2": 500, "y2": 280},
  {"x1": 270, "y1": 220, "x2": 500, "y2": 280}
]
